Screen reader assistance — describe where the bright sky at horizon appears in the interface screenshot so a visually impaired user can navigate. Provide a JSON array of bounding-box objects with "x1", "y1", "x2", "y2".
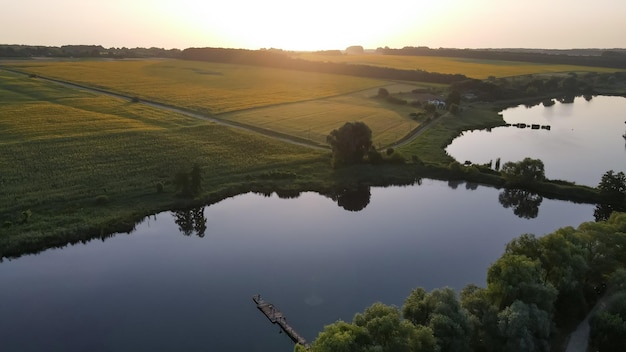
[{"x1": 2, "y1": 0, "x2": 625, "y2": 50}]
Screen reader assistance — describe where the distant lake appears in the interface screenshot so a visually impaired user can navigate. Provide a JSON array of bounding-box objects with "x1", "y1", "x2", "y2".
[
  {"x1": 447, "y1": 95, "x2": 626, "y2": 186},
  {"x1": 0, "y1": 180, "x2": 596, "y2": 351}
]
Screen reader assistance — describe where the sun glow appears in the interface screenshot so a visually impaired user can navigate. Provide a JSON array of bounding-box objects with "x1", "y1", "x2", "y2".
[{"x1": 2, "y1": 0, "x2": 625, "y2": 50}]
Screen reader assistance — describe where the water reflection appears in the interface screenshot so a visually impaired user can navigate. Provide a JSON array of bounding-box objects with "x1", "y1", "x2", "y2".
[
  {"x1": 498, "y1": 189, "x2": 543, "y2": 219},
  {"x1": 330, "y1": 186, "x2": 371, "y2": 212},
  {"x1": 173, "y1": 206, "x2": 207, "y2": 237}
]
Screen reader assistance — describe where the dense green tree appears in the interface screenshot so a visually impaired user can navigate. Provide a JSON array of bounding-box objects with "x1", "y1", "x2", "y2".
[
  {"x1": 460, "y1": 284, "x2": 501, "y2": 352},
  {"x1": 501, "y1": 158, "x2": 545, "y2": 185},
  {"x1": 306, "y1": 302, "x2": 438, "y2": 352},
  {"x1": 487, "y1": 254, "x2": 557, "y2": 312},
  {"x1": 598, "y1": 170, "x2": 626, "y2": 202},
  {"x1": 402, "y1": 287, "x2": 472, "y2": 352},
  {"x1": 497, "y1": 301, "x2": 551, "y2": 352},
  {"x1": 326, "y1": 121, "x2": 372, "y2": 167}
]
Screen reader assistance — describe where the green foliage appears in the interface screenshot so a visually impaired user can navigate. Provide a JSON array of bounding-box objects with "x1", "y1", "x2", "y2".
[
  {"x1": 388, "y1": 151, "x2": 406, "y2": 164},
  {"x1": 326, "y1": 122, "x2": 372, "y2": 167},
  {"x1": 403, "y1": 287, "x2": 472, "y2": 352},
  {"x1": 3, "y1": 221, "x2": 12, "y2": 228},
  {"x1": 460, "y1": 284, "x2": 500, "y2": 351},
  {"x1": 308, "y1": 302, "x2": 438, "y2": 352},
  {"x1": 258, "y1": 170, "x2": 297, "y2": 179},
  {"x1": 367, "y1": 149, "x2": 383, "y2": 165},
  {"x1": 156, "y1": 182, "x2": 164, "y2": 193},
  {"x1": 501, "y1": 158, "x2": 545, "y2": 185},
  {"x1": 598, "y1": 170, "x2": 626, "y2": 201},
  {"x1": 497, "y1": 301, "x2": 551, "y2": 352},
  {"x1": 487, "y1": 254, "x2": 557, "y2": 312},
  {"x1": 590, "y1": 290, "x2": 626, "y2": 351}
]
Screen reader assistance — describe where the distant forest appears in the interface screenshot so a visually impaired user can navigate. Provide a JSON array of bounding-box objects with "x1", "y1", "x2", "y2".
[
  {"x1": 0, "y1": 45, "x2": 181, "y2": 59},
  {"x1": 376, "y1": 46, "x2": 626, "y2": 69}
]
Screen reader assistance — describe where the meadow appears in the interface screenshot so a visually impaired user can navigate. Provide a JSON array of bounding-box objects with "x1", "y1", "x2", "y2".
[{"x1": 295, "y1": 53, "x2": 622, "y2": 79}]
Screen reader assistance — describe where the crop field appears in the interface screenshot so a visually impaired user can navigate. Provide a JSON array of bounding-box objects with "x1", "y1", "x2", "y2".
[
  {"x1": 222, "y1": 85, "x2": 423, "y2": 147},
  {"x1": 0, "y1": 69, "x2": 326, "y2": 240},
  {"x1": 2, "y1": 60, "x2": 437, "y2": 146},
  {"x1": 295, "y1": 53, "x2": 621, "y2": 79},
  {"x1": 4, "y1": 59, "x2": 385, "y2": 114}
]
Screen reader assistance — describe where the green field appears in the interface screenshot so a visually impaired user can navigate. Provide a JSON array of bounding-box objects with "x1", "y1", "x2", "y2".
[
  {"x1": 0, "y1": 69, "x2": 330, "y2": 254},
  {"x1": 295, "y1": 53, "x2": 622, "y2": 79}
]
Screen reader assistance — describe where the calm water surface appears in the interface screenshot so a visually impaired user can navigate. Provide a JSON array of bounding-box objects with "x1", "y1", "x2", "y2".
[
  {"x1": 447, "y1": 96, "x2": 626, "y2": 186},
  {"x1": 0, "y1": 180, "x2": 596, "y2": 351}
]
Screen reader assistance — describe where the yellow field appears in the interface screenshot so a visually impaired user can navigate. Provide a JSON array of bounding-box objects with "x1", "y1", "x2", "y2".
[
  {"x1": 222, "y1": 85, "x2": 421, "y2": 147},
  {"x1": 3, "y1": 60, "x2": 434, "y2": 145},
  {"x1": 5, "y1": 59, "x2": 385, "y2": 114},
  {"x1": 295, "y1": 53, "x2": 622, "y2": 79}
]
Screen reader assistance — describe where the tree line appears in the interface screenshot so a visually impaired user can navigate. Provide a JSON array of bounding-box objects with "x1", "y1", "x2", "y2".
[{"x1": 376, "y1": 47, "x2": 626, "y2": 70}]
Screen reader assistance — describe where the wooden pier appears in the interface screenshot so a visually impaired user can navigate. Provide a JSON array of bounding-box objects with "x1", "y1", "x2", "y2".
[{"x1": 252, "y1": 294, "x2": 309, "y2": 349}]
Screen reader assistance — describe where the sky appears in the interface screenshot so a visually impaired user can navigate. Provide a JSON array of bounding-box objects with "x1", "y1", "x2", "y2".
[{"x1": 2, "y1": 0, "x2": 625, "y2": 51}]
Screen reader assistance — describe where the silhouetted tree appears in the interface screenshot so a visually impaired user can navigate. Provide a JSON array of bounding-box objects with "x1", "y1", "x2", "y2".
[{"x1": 326, "y1": 122, "x2": 372, "y2": 167}]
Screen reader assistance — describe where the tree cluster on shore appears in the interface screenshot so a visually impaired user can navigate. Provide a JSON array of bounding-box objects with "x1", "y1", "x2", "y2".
[{"x1": 297, "y1": 213, "x2": 626, "y2": 352}]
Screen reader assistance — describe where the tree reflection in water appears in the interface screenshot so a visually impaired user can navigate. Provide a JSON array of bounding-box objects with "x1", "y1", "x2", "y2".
[
  {"x1": 498, "y1": 189, "x2": 543, "y2": 219},
  {"x1": 334, "y1": 186, "x2": 371, "y2": 212},
  {"x1": 173, "y1": 206, "x2": 207, "y2": 237}
]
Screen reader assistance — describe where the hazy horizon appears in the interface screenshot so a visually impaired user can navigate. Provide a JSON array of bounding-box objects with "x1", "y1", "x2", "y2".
[{"x1": 2, "y1": 0, "x2": 625, "y2": 51}]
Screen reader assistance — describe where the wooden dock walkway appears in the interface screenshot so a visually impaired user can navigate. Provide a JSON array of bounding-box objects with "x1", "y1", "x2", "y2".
[{"x1": 252, "y1": 294, "x2": 309, "y2": 349}]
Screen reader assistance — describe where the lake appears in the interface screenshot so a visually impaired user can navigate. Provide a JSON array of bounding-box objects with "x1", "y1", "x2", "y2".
[
  {"x1": 447, "y1": 95, "x2": 626, "y2": 186},
  {"x1": 0, "y1": 179, "x2": 596, "y2": 351}
]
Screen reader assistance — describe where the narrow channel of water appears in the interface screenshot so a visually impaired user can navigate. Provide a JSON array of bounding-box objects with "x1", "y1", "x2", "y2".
[{"x1": 0, "y1": 179, "x2": 596, "y2": 351}]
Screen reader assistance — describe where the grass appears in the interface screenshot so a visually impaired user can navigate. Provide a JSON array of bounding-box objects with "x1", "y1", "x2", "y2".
[
  {"x1": 294, "y1": 53, "x2": 622, "y2": 79},
  {"x1": 4, "y1": 59, "x2": 386, "y2": 114},
  {"x1": 0, "y1": 69, "x2": 331, "y2": 257},
  {"x1": 398, "y1": 105, "x2": 507, "y2": 165}
]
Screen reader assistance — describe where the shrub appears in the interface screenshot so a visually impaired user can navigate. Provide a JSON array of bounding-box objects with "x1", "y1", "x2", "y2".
[
  {"x1": 3, "y1": 221, "x2": 12, "y2": 228},
  {"x1": 386, "y1": 148, "x2": 394, "y2": 156},
  {"x1": 95, "y1": 195, "x2": 109, "y2": 205},
  {"x1": 367, "y1": 149, "x2": 383, "y2": 165},
  {"x1": 388, "y1": 151, "x2": 406, "y2": 164},
  {"x1": 156, "y1": 182, "x2": 164, "y2": 193}
]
